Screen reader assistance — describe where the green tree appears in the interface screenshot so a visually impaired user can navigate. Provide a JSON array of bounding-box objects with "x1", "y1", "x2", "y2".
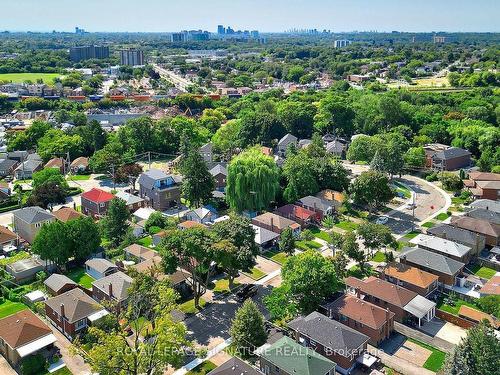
[
  {"x1": 27, "y1": 181, "x2": 67, "y2": 209},
  {"x1": 230, "y1": 300, "x2": 267, "y2": 358},
  {"x1": 357, "y1": 222, "x2": 396, "y2": 256},
  {"x1": 404, "y1": 147, "x2": 427, "y2": 168},
  {"x1": 444, "y1": 321, "x2": 500, "y2": 375},
  {"x1": 277, "y1": 101, "x2": 315, "y2": 139},
  {"x1": 67, "y1": 217, "x2": 101, "y2": 263},
  {"x1": 440, "y1": 172, "x2": 464, "y2": 192},
  {"x1": 314, "y1": 95, "x2": 355, "y2": 136},
  {"x1": 180, "y1": 146, "x2": 215, "y2": 207},
  {"x1": 100, "y1": 198, "x2": 131, "y2": 246},
  {"x1": 212, "y1": 119, "x2": 242, "y2": 157},
  {"x1": 282, "y1": 151, "x2": 319, "y2": 203},
  {"x1": 32, "y1": 221, "x2": 72, "y2": 269},
  {"x1": 281, "y1": 250, "x2": 339, "y2": 314},
  {"x1": 37, "y1": 129, "x2": 83, "y2": 161},
  {"x1": 476, "y1": 295, "x2": 500, "y2": 318},
  {"x1": 226, "y1": 147, "x2": 280, "y2": 212},
  {"x1": 279, "y1": 227, "x2": 296, "y2": 257},
  {"x1": 342, "y1": 232, "x2": 366, "y2": 271},
  {"x1": 263, "y1": 284, "x2": 298, "y2": 324},
  {"x1": 158, "y1": 227, "x2": 214, "y2": 309},
  {"x1": 32, "y1": 168, "x2": 69, "y2": 190},
  {"x1": 329, "y1": 251, "x2": 349, "y2": 280},
  {"x1": 350, "y1": 171, "x2": 394, "y2": 212}
]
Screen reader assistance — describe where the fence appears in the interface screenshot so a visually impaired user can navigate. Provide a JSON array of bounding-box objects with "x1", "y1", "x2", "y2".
[{"x1": 435, "y1": 309, "x2": 475, "y2": 329}]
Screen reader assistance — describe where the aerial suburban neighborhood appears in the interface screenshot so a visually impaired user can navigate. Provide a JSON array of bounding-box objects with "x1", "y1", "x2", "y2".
[{"x1": 0, "y1": 2, "x2": 498, "y2": 375}]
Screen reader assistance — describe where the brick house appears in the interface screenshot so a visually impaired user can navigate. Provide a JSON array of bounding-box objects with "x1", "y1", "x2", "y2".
[
  {"x1": 44, "y1": 273, "x2": 78, "y2": 296},
  {"x1": 464, "y1": 172, "x2": 500, "y2": 200},
  {"x1": 44, "y1": 288, "x2": 108, "y2": 340},
  {"x1": 288, "y1": 312, "x2": 369, "y2": 374},
  {"x1": 427, "y1": 223, "x2": 486, "y2": 256},
  {"x1": 115, "y1": 191, "x2": 145, "y2": 212},
  {"x1": 409, "y1": 233, "x2": 473, "y2": 263},
  {"x1": 379, "y1": 262, "x2": 439, "y2": 297},
  {"x1": 275, "y1": 204, "x2": 319, "y2": 227},
  {"x1": 53, "y1": 207, "x2": 83, "y2": 223},
  {"x1": 91, "y1": 271, "x2": 133, "y2": 310},
  {"x1": 252, "y1": 212, "x2": 301, "y2": 236},
  {"x1": 81, "y1": 188, "x2": 115, "y2": 218},
  {"x1": 451, "y1": 216, "x2": 500, "y2": 247},
  {"x1": 324, "y1": 295, "x2": 394, "y2": 347},
  {"x1": 137, "y1": 169, "x2": 182, "y2": 211},
  {"x1": 296, "y1": 195, "x2": 337, "y2": 220},
  {"x1": 209, "y1": 164, "x2": 227, "y2": 191},
  {"x1": 423, "y1": 144, "x2": 472, "y2": 171}
]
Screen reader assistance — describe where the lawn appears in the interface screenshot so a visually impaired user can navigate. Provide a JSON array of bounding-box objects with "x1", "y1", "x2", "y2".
[
  {"x1": 66, "y1": 267, "x2": 95, "y2": 289},
  {"x1": 371, "y1": 251, "x2": 386, "y2": 262},
  {"x1": 347, "y1": 265, "x2": 373, "y2": 279},
  {"x1": 0, "y1": 300, "x2": 28, "y2": 318},
  {"x1": 67, "y1": 174, "x2": 91, "y2": 181},
  {"x1": 469, "y1": 264, "x2": 496, "y2": 280},
  {"x1": 46, "y1": 367, "x2": 73, "y2": 375},
  {"x1": 421, "y1": 221, "x2": 435, "y2": 228},
  {"x1": 435, "y1": 212, "x2": 450, "y2": 221},
  {"x1": 213, "y1": 278, "x2": 240, "y2": 293},
  {"x1": 179, "y1": 297, "x2": 207, "y2": 315},
  {"x1": 136, "y1": 236, "x2": 153, "y2": 247},
  {"x1": 407, "y1": 338, "x2": 446, "y2": 372},
  {"x1": 436, "y1": 296, "x2": 478, "y2": 316},
  {"x1": 0, "y1": 72, "x2": 61, "y2": 84},
  {"x1": 393, "y1": 182, "x2": 412, "y2": 199},
  {"x1": 310, "y1": 227, "x2": 332, "y2": 242},
  {"x1": 186, "y1": 361, "x2": 217, "y2": 375},
  {"x1": 0, "y1": 250, "x2": 30, "y2": 266},
  {"x1": 296, "y1": 240, "x2": 322, "y2": 251},
  {"x1": 334, "y1": 221, "x2": 359, "y2": 231},
  {"x1": 243, "y1": 267, "x2": 267, "y2": 281},
  {"x1": 403, "y1": 230, "x2": 421, "y2": 239},
  {"x1": 265, "y1": 249, "x2": 289, "y2": 265}
]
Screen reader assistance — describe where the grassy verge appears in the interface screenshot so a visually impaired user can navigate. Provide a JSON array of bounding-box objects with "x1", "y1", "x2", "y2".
[
  {"x1": 186, "y1": 361, "x2": 217, "y2": 375},
  {"x1": 421, "y1": 221, "x2": 435, "y2": 228},
  {"x1": 243, "y1": 267, "x2": 266, "y2": 281},
  {"x1": 0, "y1": 300, "x2": 28, "y2": 318},
  {"x1": 403, "y1": 230, "x2": 421, "y2": 239},
  {"x1": 435, "y1": 212, "x2": 450, "y2": 221},
  {"x1": 407, "y1": 338, "x2": 446, "y2": 372},
  {"x1": 334, "y1": 221, "x2": 359, "y2": 231},
  {"x1": 264, "y1": 249, "x2": 289, "y2": 265},
  {"x1": 310, "y1": 227, "x2": 332, "y2": 242},
  {"x1": 179, "y1": 297, "x2": 207, "y2": 315},
  {"x1": 66, "y1": 267, "x2": 95, "y2": 289},
  {"x1": 67, "y1": 174, "x2": 91, "y2": 181},
  {"x1": 212, "y1": 278, "x2": 240, "y2": 293},
  {"x1": 296, "y1": 240, "x2": 322, "y2": 251}
]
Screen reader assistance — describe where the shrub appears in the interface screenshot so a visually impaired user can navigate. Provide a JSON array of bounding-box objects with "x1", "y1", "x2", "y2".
[
  {"x1": 440, "y1": 172, "x2": 463, "y2": 192},
  {"x1": 322, "y1": 216, "x2": 335, "y2": 229},
  {"x1": 21, "y1": 353, "x2": 47, "y2": 375},
  {"x1": 300, "y1": 229, "x2": 314, "y2": 241}
]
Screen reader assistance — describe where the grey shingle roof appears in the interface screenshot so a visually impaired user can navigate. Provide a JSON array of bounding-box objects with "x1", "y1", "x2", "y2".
[
  {"x1": 115, "y1": 191, "x2": 145, "y2": 206},
  {"x1": 13, "y1": 206, "x2": 54, "y2": 224},
  {"x1": 252, "y1": 224, "x2": 279, "y2": 245},
  {"x1": 15, "y1": 159, "x2": 42, "y2": 172},
  {"x1": 209, "y1": 164, "x2": 227, "y2": 177},
  {"x1": 0, "y1": 158, "x2": 17, "y2": 170},
  {"x1": 92, "y1": 271, "x2": 133, "y2": 302},
  {"x1": 470, "y1": 199, "x2": 500, "y2": 214},
  {"x1": 137, "y1": 169, "x2": 181, "y2": 190},
  {"x1": 297, "y1": 195, "x2": 333, "y2": 212},
  {"x1": 466, "y1": 208, "x2": 500, "y2": 225},
  {"x1": 278, "y1": 133, "x2": 298, "y2": 147},
  {"x1": 44, "y1": 288, "x2": 102, "y2": 323},
  {"x1": 44, "y1": 274, "x2": 76, "y2": 293},
  {"x1": 427, "y1": 223, "x2": 485, "y2": 248},
  {"x1": 85, "y1": 258, "x2": 117, "y2": 274},
  {"x1": 433, "y1": 147, "x2": 471, "y2": 160},
  {"x1": 400, "y1": 247, "x2": 465, "y2": 276},
  {"x1": 410, "y1": 234, "x2": 472, "y2": 258},
  {"x1": 288, "y1": 311, "x2": 369, "y2": 353},
  {"x1": 207, "y1": 358, "x2": 261, "y2": 375}
]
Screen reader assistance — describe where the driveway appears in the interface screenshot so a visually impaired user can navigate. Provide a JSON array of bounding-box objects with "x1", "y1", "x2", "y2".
[{"x1": 0, "y1": 356, "x2": 16, "y2": 375}]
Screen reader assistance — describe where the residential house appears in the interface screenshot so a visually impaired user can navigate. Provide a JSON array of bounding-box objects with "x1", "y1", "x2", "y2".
[
  {"x1": 464, "y1": 172, "x2": 500, "y2": 200},
  {"x1": 133, "y1": 206, "x2": 156, "y2": 222},
  {"x1": 427, "y1": 223, "x2": 486, "y2": 256},
  {"x1": 379, "y1": 262, "x2": 439, "y2": 297},
  {"x1": 185, "y1": 206, "x2": 218, "y2": 224},
  {"x1": 44, "y1": 288, "x2": 108, "y2": 340},
  {"x1": 199, "y1": 142, "x2": 213, "y2": 163},
  {"x1": 123, "y1": 244, "x2": 157, "y2": 262},
  {"x1": 0, "y1": 182, "x2": 10, "y2": 203},
  {"x1": 12, "y1": 206, "x2": 55, "y2": 243},
  {"x1": 478, "y1": 275, "x2": 500, "y2": 297},
  {"x1": 324, "y1": 295, "x2": 394, "y2": 346},
  {"x1": 0, "y1": 225, "x2": 17, "y2": 254},
  {"x1": 470, "y1": 199, "x2": 500, "y2": 214},
  {"x1": 91, "y1": 271, "x2": 133, "y2": 310},
  {"x1": 44, "y1": 273, "x2": 78, "y2": 296},
  {"x1": 252, "y1": 224, "x2": 280, "y2": 251},
  {"x1": 316, "y1": 189, "x2": 345, "y2": 206},
  {"x1": 137, "y1": 169, "x2": 182, "y2": 211},
  {"x1": 424, "y1": 144, "x2": 471, "y2": 171},
  {"x1": 296, "y1": 195, "x2": 336, "y2": 220},
  {"x1": 0, "y1": 158, "x2": 18, "y2": 177},
  {"x1": 210, "y1": 164, "x2": 227, "y2": 191},
  {"x1": 85, "y1": 258, "x2": 118, "y2": 280},
  {"x1": 81, "y1": 188, "x2": 114, "y2": 218},
  {"x1": 451, "y1": 215, "x2": 500, "y2": 247},
  {"x1": 6, "y1": 257, "x2": 55, "y2": 282},
  {"x1": 257, "y1": 336, "x2": 336, "y2": 375},
  {"x1": 288, "y1": 312, "x2": 369, "y2": 374},
  {"x1": 6, "y1": 151, "x2": 28, "y2": 163},
  {"x1": 14, "y1": 158, "x2": 42, "y2": 179},
  {"x1": 399, "y1": 247, "x2": 465, "y2": 287},
  {"x1": 115, "y1": 191, "x2": 145, "y2": 212},
  {"x1": 69, "y1": 156, "x2": 89, "y2": 174},
  {"x1": 409, "y1": 233, "x2": 473, "y2": 263},
  {"x1": 345, "y1": 276, "x2": 436, "y2": 326},
  {"x1": 325, "y1": 140, "x2": 347, "y2": 159},
  {"x1": 466, "y1": 208, "x2": 500, "y2": 225},
  {"x1": 275, "y1": 204, "x2": 319, "y2": 227},
  {"x1": 44, "y1": 157, "x2": 66, "y2": 173},
  {"x1": 208, "y1": 357, "x2": 262, "y2": 375},
  {"x1": 277, "y1": 133, "x2": 298, "y2": 156},
  {"x1": 177, "y1": 221, "x2": 206, "y2": 230},
  {"x1": 0, "y1": 310, "x2": 57, "y2": 366},
  {"x1": 252, "y1": 212, "x2": 301, "y2": 235},
  {"x1": 53, "y1": 207, "x2": 83, "y2": 223},
  {"x1": 458, "y1": 305, "x2": 499, "y2": 329}
]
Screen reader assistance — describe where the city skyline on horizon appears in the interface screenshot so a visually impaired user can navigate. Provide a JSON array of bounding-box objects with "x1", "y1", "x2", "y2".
[{"x1": 1, "y1": 0, "x2": 499, "y2": 33}]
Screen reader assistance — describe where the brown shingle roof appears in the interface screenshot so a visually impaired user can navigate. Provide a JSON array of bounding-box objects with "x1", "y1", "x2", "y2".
[
  {"x1": 451, "y1": 216, "x2": 500, "y2": 238},
  {"x1": 44, "y1": 288, "x2": 102, "y2": 323},
  {"x1": 124, "y1": 244, "x2": 157, "y2": 261},
  {"x1": 178, "y1": 221, "x2": 206, "y2": 229},
  {"x1": 468, "y1": 172, "x2": 500, "y2": 181},
  {"x1": 70, "y1": 156, "x2": 89, "y2": 168},
  {"x1": 53, "y1": 207, "x2": 83, "y2": 223},
  {"x1": 383, "y1": 263, "x2": 439, "y2": 289},
  {"x1": 328, "y1": 295, "x2": 394, "y2": 330},
  {"x1": 458, "y1": 305, "x2": 499, "y2": 328},
  {"x1": 345, "y1": 276, "x2": 417, "y2": 308},
  {"x1": 0, "y1": 225, "x2": 17, "y2": 244},
  {"x1": 253, "y1": 212, "x2": 300, "y2": 231},
  {"x1": 480, "y1": 275, "x2": 500, "y2": 296},
  {"x1": 0, "y1": 310, "x2": 52, "y2": 349},
  {"x1": 44, "y1": 157, "x2": 64, "y2": 169}
]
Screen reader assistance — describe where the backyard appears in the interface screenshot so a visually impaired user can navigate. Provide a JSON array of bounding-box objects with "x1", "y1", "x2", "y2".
[
  {"x1": 407, "y1": 338, "x2": 447, "y2": 372},
  {"x1": 186, "y1": 361, "x2": 217, "y2": 375},
  {"x1": 66, "y1": 267, "x2": 95, "y2": 289},
  {"x1": 469, "y1": 264, "x2": 496, "y2": 279},
  {"x1": 0, "y1": 299, "x2": 28, "y2": 318}
]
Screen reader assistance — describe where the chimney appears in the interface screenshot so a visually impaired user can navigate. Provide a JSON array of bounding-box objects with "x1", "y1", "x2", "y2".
[
  {"x1": 60, "y1": 303, "x2": 65, "y2": 318},
  {"x1": 270, "y1": 216, "x2": 274, "y2": 232},
  {"x1": 355, "y1": 287, "x2": 361, "y2": 298},
  {"x1": 108, "y1": 283, "x2": 113, "y2": 297}
]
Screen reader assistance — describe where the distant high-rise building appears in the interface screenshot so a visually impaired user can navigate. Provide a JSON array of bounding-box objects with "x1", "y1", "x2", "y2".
[
  {"x1": 75, "y1": 26, "x2": 85, "y2": 35},
  {"x1": 433, "y1": 35, "x2": 446, "y2": 43},
  {"x1": 120, "y1": 49, "x2": 145, "y2": 66},
  {"x1": 170, "y1": 32, "x2": 186, "y2": 42},
  {"x1": 334, "y1": 39, "x2": 351, "y2": 48},
  {"x1": 69, "y1": 45, "x2": 109, "y2": 62},
  {"x1": 250, "y1": 30, "x2": 260, "y2": 38},
  {"x1": 226, "y1": 26, "x2": 235, "y2": 35},
  {"x1": 217, "y1": 25, "x2": 226, "y2": 35}
]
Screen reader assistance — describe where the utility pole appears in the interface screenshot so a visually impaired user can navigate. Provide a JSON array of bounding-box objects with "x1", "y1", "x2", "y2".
[
  {"x1": 148, "y1": 151, "x2": 151, "y2": 169},
  {"x1": 111, "y1": 164, "x2": 115, "y2": 190}
]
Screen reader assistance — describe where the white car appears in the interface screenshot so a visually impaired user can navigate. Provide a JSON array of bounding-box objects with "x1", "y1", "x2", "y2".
[{"x1": 375, "y1": 216, "x2": 389, "y2": 225}]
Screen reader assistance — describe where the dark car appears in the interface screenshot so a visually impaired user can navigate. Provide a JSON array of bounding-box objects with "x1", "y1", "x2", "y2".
[{"x1": 235, "y1": 284, "x2": 258, "y2": 302}]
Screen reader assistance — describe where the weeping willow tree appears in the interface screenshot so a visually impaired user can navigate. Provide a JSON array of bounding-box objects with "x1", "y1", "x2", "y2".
[{"x1": 226, "y1": 147, "x2": 280, "y2": 212}]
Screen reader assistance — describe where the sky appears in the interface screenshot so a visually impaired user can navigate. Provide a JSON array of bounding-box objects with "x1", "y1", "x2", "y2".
[{"x1": 2, "y1": 0, "x2": 499, "y2": 33}]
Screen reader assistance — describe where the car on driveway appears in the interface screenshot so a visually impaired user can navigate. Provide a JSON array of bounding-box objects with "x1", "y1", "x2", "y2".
[
  {"x1": 235, "y1": 284, "x2": 258, "y2": 302},
  {"x1": 375, "y1": 216, "x2": 389, "y2": 224}
]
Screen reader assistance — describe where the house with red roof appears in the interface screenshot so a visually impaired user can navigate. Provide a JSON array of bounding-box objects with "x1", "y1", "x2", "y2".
[
  {"x1": 275, "y1": 204, "x2": 319, "y2": 227},
  {"x1": 81, "y1": 188, "x2": 115, "y2": 218}
]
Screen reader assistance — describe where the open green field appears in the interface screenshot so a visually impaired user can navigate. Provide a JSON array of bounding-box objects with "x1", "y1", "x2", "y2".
[{"x1": 0, "y1": 72, "x2": 61, "y2": 84}]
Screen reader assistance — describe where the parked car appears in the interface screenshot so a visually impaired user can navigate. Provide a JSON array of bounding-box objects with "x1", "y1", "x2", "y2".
[
  {"x1": 375, "y1": 216, "x2": 389, "y2": 225},
  {"x1": 235, "y1": 284, "x2": 258, "y2": 302}
]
